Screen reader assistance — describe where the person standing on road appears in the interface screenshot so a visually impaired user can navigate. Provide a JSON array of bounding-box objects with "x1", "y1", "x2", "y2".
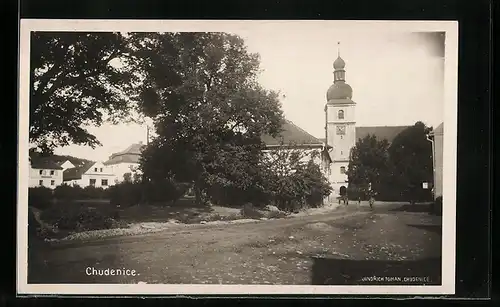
[{"x1": 367, "y1": 182, "x2": 376, "y2": 209}]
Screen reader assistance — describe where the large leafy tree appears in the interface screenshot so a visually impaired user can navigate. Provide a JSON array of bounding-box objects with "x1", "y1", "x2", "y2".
[
  {"x1": 388, "y1": 121, "x2": 433, "y2": 201},
  {"x1": 133, "y1": 32, "x2": 284, "y2": 204},
  {"x1": 260, "y1": 146, "x2": 331, "y2": 210},
  {"x1": 30, "y1": 32, "x2": 137, "y2": 153},
  {"x1": 346, "y1": 135, "x2": 391, "y2": 192}
]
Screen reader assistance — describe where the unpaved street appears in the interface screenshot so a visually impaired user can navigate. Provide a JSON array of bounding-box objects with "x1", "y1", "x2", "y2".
[{"x1": 28, "y1": 203, "x2": 442, "y2": 285}]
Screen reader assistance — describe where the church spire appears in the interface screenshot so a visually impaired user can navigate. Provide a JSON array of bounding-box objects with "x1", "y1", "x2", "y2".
[{"x1": 333, "y1": 43, "x2": 346, "y2": 83}]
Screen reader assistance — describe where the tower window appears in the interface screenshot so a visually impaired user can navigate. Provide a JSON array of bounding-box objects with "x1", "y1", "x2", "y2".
[
  {"x1": 340, "y1": 166, "x2": 346, "y2": 174},
  {"x1": 338, "y1": 110, "x2": 344, "y2": 119}
]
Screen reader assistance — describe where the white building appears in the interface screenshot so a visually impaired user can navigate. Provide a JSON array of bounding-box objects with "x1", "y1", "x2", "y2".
[
  {"x1": 428, "y1": 123, "x2": 444, "y2": 199},
  {"x1": 58, "y1": 160, "x2": 75, "y2": 171},
  {"x1": 63, "y1": 161, "x2": 117, "y2": 188},
  {"x1": 103, "y1": 142, "x2": 144, "y2": 183},
  {"x1": 29, "y1": 157, "x2": 64, "y2": 189}
]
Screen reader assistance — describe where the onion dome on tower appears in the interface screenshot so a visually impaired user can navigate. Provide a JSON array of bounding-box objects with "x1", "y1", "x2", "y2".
[{"x1": 326, "y1": 42, "x2": 354, "y2": 103}]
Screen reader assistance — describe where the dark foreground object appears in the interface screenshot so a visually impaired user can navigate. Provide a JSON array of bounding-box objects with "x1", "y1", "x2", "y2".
[{"x1": 311, "y1": 257, "x2": 442, "y2": 285}]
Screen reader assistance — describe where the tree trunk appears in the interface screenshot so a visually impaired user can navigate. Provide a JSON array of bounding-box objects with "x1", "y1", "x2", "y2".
[{"x1": 194, "y1": 181, "x2": 205, "y2": 206}]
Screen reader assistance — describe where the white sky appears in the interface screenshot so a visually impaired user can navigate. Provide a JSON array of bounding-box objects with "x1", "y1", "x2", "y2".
[{"x1": 53, "y1": 24, "x2": 445, "y2": 162}]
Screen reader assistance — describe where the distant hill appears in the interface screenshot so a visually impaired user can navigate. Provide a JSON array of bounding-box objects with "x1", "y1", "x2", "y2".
[{"x1": 29, "y1": 151, "x2": 94, "y2": 168}]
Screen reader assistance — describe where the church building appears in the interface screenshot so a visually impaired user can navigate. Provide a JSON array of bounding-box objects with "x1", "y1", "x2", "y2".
[
  {"x1": 322, "y1": 51, "x2": 409, "y2": 197},
  {"x1": 109, "y1": 48, "x2": 417, "y2": 201}
]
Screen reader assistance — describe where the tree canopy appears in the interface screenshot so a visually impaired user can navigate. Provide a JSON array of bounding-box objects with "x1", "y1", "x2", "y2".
[
  {"x1": 388, "y1": 121, "x2": 433, "y2": 196},
  {"x1": 346, "y1": 134, "x2": 391, "y2": 191},
  {"x1": 347, "y1": 122, "x2": 434, "y2": 201},
  {"x1": 29, "y1": 32, "x2": 138, "y2": 153},
  {"x1": 132, "y1": 32, "x2": 284, "y2": 204}
]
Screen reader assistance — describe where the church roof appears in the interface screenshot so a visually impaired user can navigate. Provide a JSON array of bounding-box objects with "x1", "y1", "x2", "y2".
[
  {"x1": 261, "y1": 120, "x2": 324, "y2": 148},
  {"x1": 327, "y1": 83, "x2": 353, "y2": 101},
  {"x1": 355, "y1": 126, "x2": 410, "y2": 143},
  {"x1": 333, "y1": 56, "x2": 346, "y2": 70},
  {"x1": 318, "y1": 126, "x2": 410, "y2": 145}
]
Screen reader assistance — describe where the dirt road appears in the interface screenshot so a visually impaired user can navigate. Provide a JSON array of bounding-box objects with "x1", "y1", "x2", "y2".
[{"x1": 28, "y1": 203, "x2": 442, "y2": 285}]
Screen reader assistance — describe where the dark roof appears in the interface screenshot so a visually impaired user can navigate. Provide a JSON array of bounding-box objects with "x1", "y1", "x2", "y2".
[
  {"x1": 38, "y1": 154, "x2": 92, "y2": 168},
  {"x1": 63, "y1": 161, "x2": 96, "y2": 181},
  {"x1": 103, "y1": 143, "x2": 145, "y2": 165},
  {"x1": 261, "y1": 120, "x2": 324, "y2": 147},
  {"x1": 355, "y1": 126, "x2": 410, "y2": 143},
  {"x1": 30, "y1": 157, "x2": 63, "y2": 170},
  {"x1": 318, "y1": 126, "x2": 410, "y2": 146}
]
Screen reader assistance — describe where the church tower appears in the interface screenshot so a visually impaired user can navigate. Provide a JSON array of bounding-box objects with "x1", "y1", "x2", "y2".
[{"x1": 324, "y1": 43, "x2": 356, "y2": 197}]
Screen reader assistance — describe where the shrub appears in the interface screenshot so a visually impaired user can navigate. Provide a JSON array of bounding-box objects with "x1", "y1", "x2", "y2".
[
  {"x1": 108, "y1": 180, "x2": 188, "y2": 207},
  {"x1": 143, "y1": 179, "x2": 187, "y2": 204},
  {"x1": 53, "y1": 184, "x2": 81, "y2": 200},
  {"x1": 265, "y1": 160, "x2": 331, "y2": 212},
  {"x1": 108, "y1": 182, "x2": 142, "y2": 207},
  {"x1": 41, "y1": 203, "x2": 123, "y2": 232},
  {"x1": 80, "y1": 186, "x2": 108, "y2": 200},
  {"x1": 28, "y1": 207, "x2": 40, "y2": 236},
  {"x1": 28, "y1": 187, "x2": 54, "y2": 210},
  {"x1": 53, "y1": 185, "x2": 109, "y2": 201}
]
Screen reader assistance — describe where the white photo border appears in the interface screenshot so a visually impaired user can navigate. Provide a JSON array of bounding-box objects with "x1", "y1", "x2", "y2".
[{"x1": 17, "y1": 19, "x2": 458, "y2": 296}]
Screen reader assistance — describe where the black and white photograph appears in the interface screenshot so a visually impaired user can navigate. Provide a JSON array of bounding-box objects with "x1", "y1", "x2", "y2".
[{"x1": 18, "y1": 20, "x2": 458, "y2": 295}]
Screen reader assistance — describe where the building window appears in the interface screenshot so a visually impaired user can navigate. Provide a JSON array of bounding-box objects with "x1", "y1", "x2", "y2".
[
  {"x1": 51, "y1": 180, "x2": 55, "y2": 186},
  {"x1": 94, "y1": 167, "x2": 98, "y2": 172},
  {"x1": 39, "y1": 170, "x2": 43, "y2": 175},
  {"x1": 50, "y1": 170, "x2": 55, "y2": 175},
  {"x1": 336, "y1": 125, "x2": 346, "y2": 135},
  {"x1": 338, "y1": 110, "x2": 344, "y2": 119},
  {"x1": 100, "y1": 168, "x2": 103, "y2": 172},
  {"x1": 340, "y1": 166, "x2": 346, "y2": 174},
  {"x1": 39, "y1": 180, "x2": 43, "y2": 186},
  {"x1": 101, "y1": 179, "x2": 108, "y2": 186},
  {"x1": 90, "y1": 179, "x2": 96, "y2": 186}
]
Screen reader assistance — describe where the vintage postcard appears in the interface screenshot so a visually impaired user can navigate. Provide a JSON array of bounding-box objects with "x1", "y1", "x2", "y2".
[{"x1": 17, "y1": 20, "x2": 458, "y2": 295}]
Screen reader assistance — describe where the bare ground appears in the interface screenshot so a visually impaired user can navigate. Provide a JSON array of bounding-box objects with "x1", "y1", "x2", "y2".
[{"x1": 28, "y1": 202, "x2": 442, "y2": 285}]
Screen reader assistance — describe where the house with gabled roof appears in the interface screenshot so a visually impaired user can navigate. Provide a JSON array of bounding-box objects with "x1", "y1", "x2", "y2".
[
  {"x1": 56, "y1": 160, "x2": 75, "y2": 171},
  {"x1": 29, "y1": 156, "x2": 64, "y2": 189},
  {"x1": 63, "y1": 161, "x2": 117, "y2": 189},
  {"x1": 103, "y1": 141, "x2": 145, "y2": 183}
]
